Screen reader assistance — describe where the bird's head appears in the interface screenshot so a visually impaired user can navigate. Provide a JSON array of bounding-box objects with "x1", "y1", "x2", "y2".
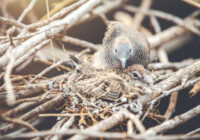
[
  {"x1": 112, "y1": 36, "x2": 134, "y2": 69},
  {"x1": 124, "y1": 64, "x2": 154, "y2": 85}
]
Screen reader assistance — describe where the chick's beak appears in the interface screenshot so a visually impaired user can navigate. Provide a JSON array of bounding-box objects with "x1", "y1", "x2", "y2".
[{"x1": 120, "y1": 58, "x2": 127, "y2": 69}]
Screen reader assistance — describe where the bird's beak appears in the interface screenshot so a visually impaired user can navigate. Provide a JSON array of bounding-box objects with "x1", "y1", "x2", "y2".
[{"x1": 120, "y1": 58, "x2": 127, "y2": 69}]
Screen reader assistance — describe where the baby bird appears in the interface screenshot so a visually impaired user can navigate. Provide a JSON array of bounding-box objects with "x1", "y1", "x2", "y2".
[
  {"x1": 93, "y1": 21, "x2": 150, "y2": 69},
  {"x1": 123, "y1": 64, "x2": 153, "y2": 85}
]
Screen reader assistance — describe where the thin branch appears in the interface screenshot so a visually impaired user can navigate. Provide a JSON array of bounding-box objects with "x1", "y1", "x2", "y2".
[
  {"x1": 182, "y1": 0, "x2": 200, "y2": 8},
  {"x1": 0, "y1": 16, "x2": 26, "y2": 29},
  {"x1": 69, "y1": 109, "x2": 126, "y2": 140},
  {"x1": 34, "y1": 58, "x2": 71, "y2": 72},
  {"x1": 185, "y1": 128, "x2": 200, "y2": 136},
  {"x1": 124, "y1": 5, "x2": 200, "y2": 35},
  {"x1": 18, "y1": 0, "x2": 38, "y2": 23},
  {"x1": 55, "y1": 35, "x2": 99, "y2": 51},
  {"x1": 146, "y1": 104, "x2": 200, "y2": 135},
  {"x1": 148, "y1": 59, "x2": 199, "y2": 70},
  {"x1": 7, "y1": 0, "x2": 38, "y2": 35},
  {"x1": 132, "y1": 0, "x2": 153, "y2": 29},
  {"x1": 140, "y1": 60, "x2": 200, "y2": 105},
  {"x1": 151, "y1": 77, "x2": 200, "y2": 106},
  {"x1": 1, "y1": 115, "x2": 38, "y2": 133},
  {"x1": 4, "y1": 48, "x2": 15, "y2": 106},
  {"x1": 3, "y1": 95, "x2": 54, "y2": 118},
  {"x1": 0, "y1": 0, "x2": 103, "y2": 71},
  {"x1": 27, "y1": 0, "x2": 88, "y2": 30},
  {"x1": 14, "y1": 40, "x2": 49, "y2": 68},
  {"x1": 29, "y1": 59, "x2": 69, "y2": 84},
  {"x1": 39, "y1": 113, "x2": 89, "y2": 117},
  {"x1": 0, "y1": 129, "x2": 200, "y2": 140},
  {"x1": 0, "y1": 95, "x2": 66, "y2": 134},
  {"x1": 70, "y1": 109, "x2": 146, "y2": 140}
]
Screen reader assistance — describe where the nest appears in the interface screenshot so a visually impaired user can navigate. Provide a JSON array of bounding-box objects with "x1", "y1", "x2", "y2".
[{"x1": 49, "y1": 59, "x2": 153, "y2": 116}]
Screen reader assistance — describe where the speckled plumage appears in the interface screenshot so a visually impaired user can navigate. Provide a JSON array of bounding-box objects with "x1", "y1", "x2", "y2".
[
  {"x1": 93, "y1": 21, "x2": 150, "y2": 69},
  {"x1": 68, "y1": 63, "x2": 153, "y2": 101}
]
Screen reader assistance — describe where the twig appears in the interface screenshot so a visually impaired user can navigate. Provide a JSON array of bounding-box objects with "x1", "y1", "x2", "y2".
[
  {"x1": 15, "y1": 56, "x2": 34, "y2": 72},
  {"x1": 17, "y1": 0, "x2": 38, "y2": 23},
  {"x1": 0, "y1": 16, "x2": 27, "y2": 29},
  {"x1": 77, "y1": 0, "x2": 123, "y2": 24},
  {"x1": 189, "y1": 81, "x2": 200, "y2": 97},
  {"x1": 152, "y1": 16, "x2": 178, "y2": 121},
  {"x1": 51, "y1": 116, "x2": 75, "y2": 140},
  {"x1": 150, "y1": 16, "x2": 161, "y2": 33},
  {"x1": 75, "y1": 92, "x2": 102, "y2": 110},
  {"x1": 98, "y1": 13, "x2": 109, "y2": 26},
  {"x1": 0, "y1": 0, "x2": 103, "y2": 71},
  {"x1": 29, "y1": 59, "x2": 69, "y2": 84},
  {"x1": 148, "y1": 59, "x2": 199, "y2": 70},
  {"x1": 0, "y1": 129, "x2": 200, "y2": 140},
  {"x1": 182, "y1": 0, "x2": 200, "y2": 8},
  {"x1": 0, "y1": 30, "x2": 41, "y2": 42},
  {"x1": 55, "y1": 35, "x2": 99, "y2": 51},
  {"x1": 185, "y1": 128, "x2": 200, "y2": 136},
  {"x1": 141, "y1": 101, "x2": 154, "y2": 122},
  {"x1": 151, "y1": 77, "x2": 200, "y2": 106},
  {"x1": 70, "y1": 109, "x2": 146, "y2": 140},
  {"x1": 4, "y1": 48, "x2": 15, "y2": 106},
  {"x1": 123, "y1": 111, "x2": 146, "y2": 135},
  {"x1": 39, "y1": 113, "x2": 89, "y2": 117},
  {"x1": 76, "y1": 48, "x2": 91, "y2": 58},
  {"x1": 132, "y1": 0, "x2": 153, "y2": 29},
  {"x1": 0, "y1": 87, "x2": 45, "y2": 105},
  {"x1": 140, "y1": 60, "x2": 200, "y2": 105},
  {"x1": 1, "y1": 115, "x2": 38, "y2": 133},
  {"x1": 1, "y1": 0, "x2": 13, "y2": 20},
  {"x1": 146, "y1": 104, "x2": 200, "y2": 135},
  {"x1": 0, "y1": 0, "x2": 121, "y2": 61},
  {"x1": 14, "y1": 40, "x2": 49, "y2": 68},
  {"x1": 34, "y1": 58, "x2": 71, "y2": 72},
  {"x1": 124, "y1": 5, "x2": 200, "y2": 35},
  {"x1": 14, "y1": 96, "x2": 44, "y2": 105},
  {"x1": 7, "y1": 0, "x2": 38, "y2": 35},
  {"x1": 148, "y1": 25, "x2": 189, "y2": 49},
  {"x1": 0, "y1": 95, "x2": 66, "y2": 134},
  {"x1": 45, "y1": 0, "x2": 50, "y2": 19},
  {"x1": 69, "y1": 109, "x2": 126, "y2": 140},
  {"x1": 127, "y1": 120, "x2": 134, "y2": 135},
  {"x1": 148, "y1": 113, "x2": 166, "y2": 121},
  {"x1": 0, "y1": 83, "x2": 48, "y2": 92},
  {"x1": 27, "y1": 0, "x2": 88, "y2": 30},
  {"x1": 44, "y1": 117, "x2": 70, "y2": 140},
  {"x1": 164, "y1": 91, "x2": 178, "y2": 120},
  {"x1": 3, "y1": 95, "x2": 54, "y2": 118}
]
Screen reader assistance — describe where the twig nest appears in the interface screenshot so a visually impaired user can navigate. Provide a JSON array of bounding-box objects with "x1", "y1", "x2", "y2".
[{"x1": 50, "y1": 60, "x2": 153, "y2": 102}]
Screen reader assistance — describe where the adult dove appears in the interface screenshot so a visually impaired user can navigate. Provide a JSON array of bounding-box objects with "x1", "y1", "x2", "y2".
[{"x1": 93, "y1": 21, "x2": 150, "y2": 69}]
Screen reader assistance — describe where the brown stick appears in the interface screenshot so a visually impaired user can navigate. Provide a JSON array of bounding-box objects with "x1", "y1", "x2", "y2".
[
  {"x1": 0, "y1": 95, "x2": 66, "y2": 134},
  {"x1": 146, "y1": 104, "x2": 200, "y2": 135},
  {"x1": 132, "y1": 0, "x2": 153, "y2": 29}
]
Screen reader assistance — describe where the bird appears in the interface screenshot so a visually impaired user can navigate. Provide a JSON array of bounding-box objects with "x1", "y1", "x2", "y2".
[
  {"x1": 72, "y1": 63, "x2": 153, "y2": 101},
  {"x1": 123, "y1": 64, "x2": 153, "y2": 85},
  {"x1": 93, "y1": 21, "x2": 150, "y2": 70}
]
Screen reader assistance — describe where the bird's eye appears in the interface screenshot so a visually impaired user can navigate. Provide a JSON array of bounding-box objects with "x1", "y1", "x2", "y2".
[
  {"x1": 129, "y1": 49, "x2": 132, "y2": 53},
  {"x1": 131, "y1": 71, "x2": 141, "y2": 79},
  {"x1": 115, "y1": 49, "x2": 117, "y2": 53}
]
